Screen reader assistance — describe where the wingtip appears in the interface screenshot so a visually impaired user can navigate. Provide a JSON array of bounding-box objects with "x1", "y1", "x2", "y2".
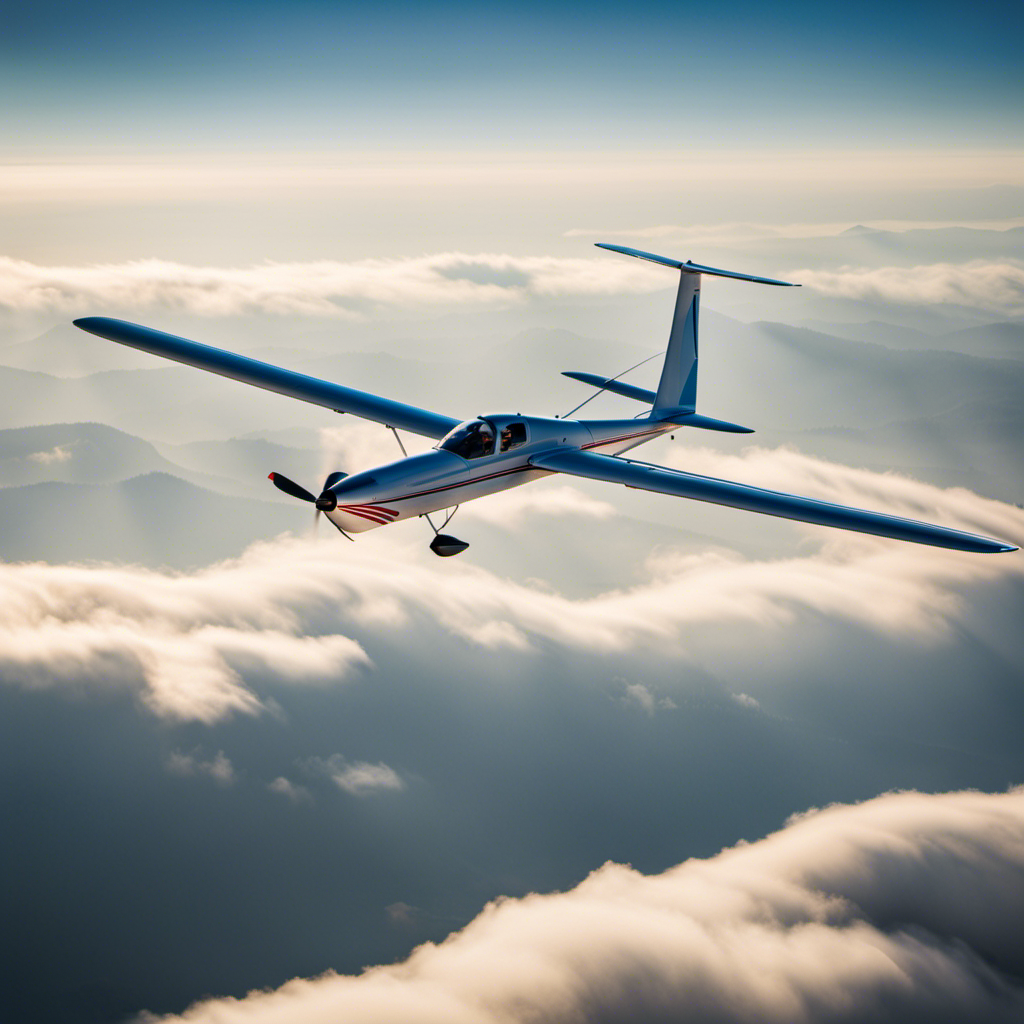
[{"x1": 73, "y1": 315, "x2": 117, "y2": 332}]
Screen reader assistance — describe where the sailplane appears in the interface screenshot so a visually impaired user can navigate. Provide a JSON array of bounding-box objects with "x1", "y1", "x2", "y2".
[{"x1": 74, "y1": 243, "x2": 1017, "y2": 557}]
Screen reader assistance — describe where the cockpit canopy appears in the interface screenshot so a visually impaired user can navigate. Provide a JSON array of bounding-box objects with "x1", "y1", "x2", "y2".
[
  {"x1": 438, "y1": 419, "x2": 496, "y2": 459},
  {"x1": 438, "y1": 417, "x2": 529, "y2": 460}
]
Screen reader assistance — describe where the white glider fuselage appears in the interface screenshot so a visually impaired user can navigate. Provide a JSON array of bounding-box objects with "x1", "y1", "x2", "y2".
[{"x1": 324, "y1": 415, "x2": 671, "y2": 533}]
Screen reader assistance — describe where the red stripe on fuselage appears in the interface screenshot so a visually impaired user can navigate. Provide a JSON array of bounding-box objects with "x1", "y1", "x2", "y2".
[
  {"x1": 339, "y1": 503, "x2": 396, "y2": 520},
  {"x1": 581, "y1": 427, "x2": 663, "y2": 450},
  {"x1": 358, "y1": 504, "x2": 400, "y2": 516},
  {"x1": 354, "y1": 428, "x2": 665, "y2": 511},
  {"x1": 337, "y1": 506, "x2": 392, "y2": 525}
]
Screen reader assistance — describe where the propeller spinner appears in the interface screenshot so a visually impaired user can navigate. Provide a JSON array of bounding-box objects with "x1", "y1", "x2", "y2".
[{"x1": 269, "y1": 471, "x2": 353, "y2": 540}]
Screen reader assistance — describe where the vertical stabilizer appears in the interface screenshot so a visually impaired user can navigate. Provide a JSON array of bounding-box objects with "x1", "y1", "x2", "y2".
[
  {"x1": 653, "y1": 272, "x2": 699, "y2": 415},
  {"x1": 594, "y1": 243, "x2": 799, "y2": 420}
]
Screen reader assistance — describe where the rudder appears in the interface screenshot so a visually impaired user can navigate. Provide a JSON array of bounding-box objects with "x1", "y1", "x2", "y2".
[
  {"x1": 594, "y1": 242, "x2": 799, "y2": 420},
  {"x1": 653, "y1": 272, "x2": 699, "y2": 416}
]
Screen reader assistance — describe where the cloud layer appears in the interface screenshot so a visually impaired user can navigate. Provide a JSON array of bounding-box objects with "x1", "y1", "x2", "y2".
[
  {"x1": 792, "y1": 261, "x2": 1024, "y2": 315},
  {"x1": 4, "y1": 252, "x2": 1020, "y2": 320},
  {"x1": 0, "y1": 448, "x2": 1020, "y2": 723},
  {"x1": 152, "y1": 787, "x2": 1024, "y2": 1024},
  {"x1": 0, "y1": 560, "x2": 370, "y2": 722},
  {"x1": 0, "y1": 253, "x2": 663, "y2": 317}
]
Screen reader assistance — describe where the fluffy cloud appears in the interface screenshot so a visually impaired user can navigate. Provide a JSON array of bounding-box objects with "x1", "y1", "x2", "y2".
[
  {"x1": 0, "y1": 253, "x2": 664, "y2": 317},
  {"x1": 6, "y1": 251, "x2": 1018, "y2": 321},
  {"x1": 0, "y1": 448, "x2": 1020, "y2": 722},
  {"x1": 791, "y1": 261, "x2": 1024, "y2": 315},
  {"x1": 622, "y1": 681, "x2": 676, "y2": 714},
  {"x1": 149, "y1": 788, "x2": 1024, "y2": 1024},
  {"x1": 304, "y1": 754, "x2": 405, "y2": 797},
  {"x1": 0, "y1": 561, "x2": 370, "y2": 722},
  {"x1": 167, "y1": 749, "x2": 237, "y2": 785},
  {"x1": 267, "y1": 777, "x2": 313, "y2": 803},
  {"x1": 27, "y1": 444, "x2": 73, "y2": 465}
]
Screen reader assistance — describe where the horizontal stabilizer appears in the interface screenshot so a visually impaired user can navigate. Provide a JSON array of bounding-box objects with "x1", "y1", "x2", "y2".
[
  {"x1": 595, "y1": 243, "x2": 799, "y2": 287},
  {"x1": 658, "y1": 411, "x2": 754, "y2": 433},
  {"x1": 529, "y1": 448, "x2": 1017, "y2": 554},
  {"x1": 563, "y1": 371, "x2": 656, "y2": 404},
  {"x1": 563, "y1": 374, "x2": 753, "y2": 432}
]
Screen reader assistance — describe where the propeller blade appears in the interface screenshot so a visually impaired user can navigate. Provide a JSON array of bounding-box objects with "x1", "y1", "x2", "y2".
[
  {"x1": 324, "y1": 471, "x2": 348, "y2": 490},
  {"x1": 268, "y1": 472, "x2": 317, "y2": 503}
]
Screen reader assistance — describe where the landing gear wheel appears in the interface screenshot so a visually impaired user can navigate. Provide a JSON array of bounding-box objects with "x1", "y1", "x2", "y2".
[{"x1": 430, "y1": 534, "x2": 469, "y2": 557}]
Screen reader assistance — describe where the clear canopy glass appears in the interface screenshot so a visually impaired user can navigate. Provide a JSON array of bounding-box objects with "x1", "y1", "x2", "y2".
[{"x1": 438, "y1": 419, "x2": 496, "y2": 459}]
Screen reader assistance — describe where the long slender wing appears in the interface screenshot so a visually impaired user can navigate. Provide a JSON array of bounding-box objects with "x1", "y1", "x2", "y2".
[
  {"x1": 529, "y1": 448, "x2": 1017, "y2": 554},
  {"x1": 74, "y1": 317, "x2": 461, "y2": 439}
]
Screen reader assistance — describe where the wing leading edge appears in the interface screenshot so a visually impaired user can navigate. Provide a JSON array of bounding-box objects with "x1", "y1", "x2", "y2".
[
  {"x1": 73, "y1": 317, "x2": 461, "y2": 439},
  {"x1": 529, "y1": 448, "x2": 1017, "y2": 554}
]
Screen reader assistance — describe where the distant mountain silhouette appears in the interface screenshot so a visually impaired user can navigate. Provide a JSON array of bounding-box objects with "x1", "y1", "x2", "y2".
[
  {"x1": 0, "y1": 473, "x2": 304, "y2": 568},
  {"x1": 0, "y1": 422, "x2": 180, "y2": 487}
]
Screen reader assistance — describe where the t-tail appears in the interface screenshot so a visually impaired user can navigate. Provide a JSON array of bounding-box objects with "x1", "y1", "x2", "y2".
[{"x1": 564, "y1": 244, "x2": 799, "y2": 433}]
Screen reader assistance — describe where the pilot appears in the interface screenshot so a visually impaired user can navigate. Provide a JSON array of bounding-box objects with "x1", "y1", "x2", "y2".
[
  {"x1": 479, "y1": 424, "x2": 495, "y2": 456},
  {"x1": 500, "y1": 426, "x2": 513, "y2": 452},
  {"x1": 467, "y1": 423, "x2": 493, "y2": 458}
]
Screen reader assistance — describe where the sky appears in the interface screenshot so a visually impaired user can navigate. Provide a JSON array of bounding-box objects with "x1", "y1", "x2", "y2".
[
  {"x1": 4, "y1": 0, "x2": 1021, "y2": 152},
  {"x1": 2, "y1": 1, "x2": 1024, "y2": 1022},
  {"x1": 2, "y1": 0, "x2": 1022, "y2": 263}
]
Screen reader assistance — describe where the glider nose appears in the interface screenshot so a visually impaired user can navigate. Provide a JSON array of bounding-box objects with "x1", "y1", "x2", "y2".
[{"x1": 320, "y1": 469, "x2": 383, "y2": 512}]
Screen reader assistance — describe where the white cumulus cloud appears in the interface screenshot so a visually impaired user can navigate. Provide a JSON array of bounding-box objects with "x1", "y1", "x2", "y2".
[
  {"x1": 0, "y1": 253, "x2": 664, "y2": 317},
  {"x1": 791, "y1": 261, "x2": 1024, "y2": 315},
  {"x1": 167, "y1": 749, "x2": 237, "y2": 785},
  {"x1": 0, "y1": 447, "x2": 1020, "y2": 723},
  {"x1": 305, "y1": 754, "x2": 405, "y2": 797},
  {"x1": 0, "y1": 561, "x2": 370, "y2": 723},
  {"x1": 27, "y1": 444, "x2": 74, "y2": 465},
  {"x1": 268, "y1": 777, "x2": 314, "y2": 804},
  {"x1": 149, "y1": 788, "x2": 1024, "y2": 1024}
]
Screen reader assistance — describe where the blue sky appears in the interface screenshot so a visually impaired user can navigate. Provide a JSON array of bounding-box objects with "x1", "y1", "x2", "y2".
[
  {"x1": 4, "y1": 0, "x2": 1021, "y2": 154},
  {"x1": 3, "y1": 0, "x2": 1021, "y2": 263}
]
